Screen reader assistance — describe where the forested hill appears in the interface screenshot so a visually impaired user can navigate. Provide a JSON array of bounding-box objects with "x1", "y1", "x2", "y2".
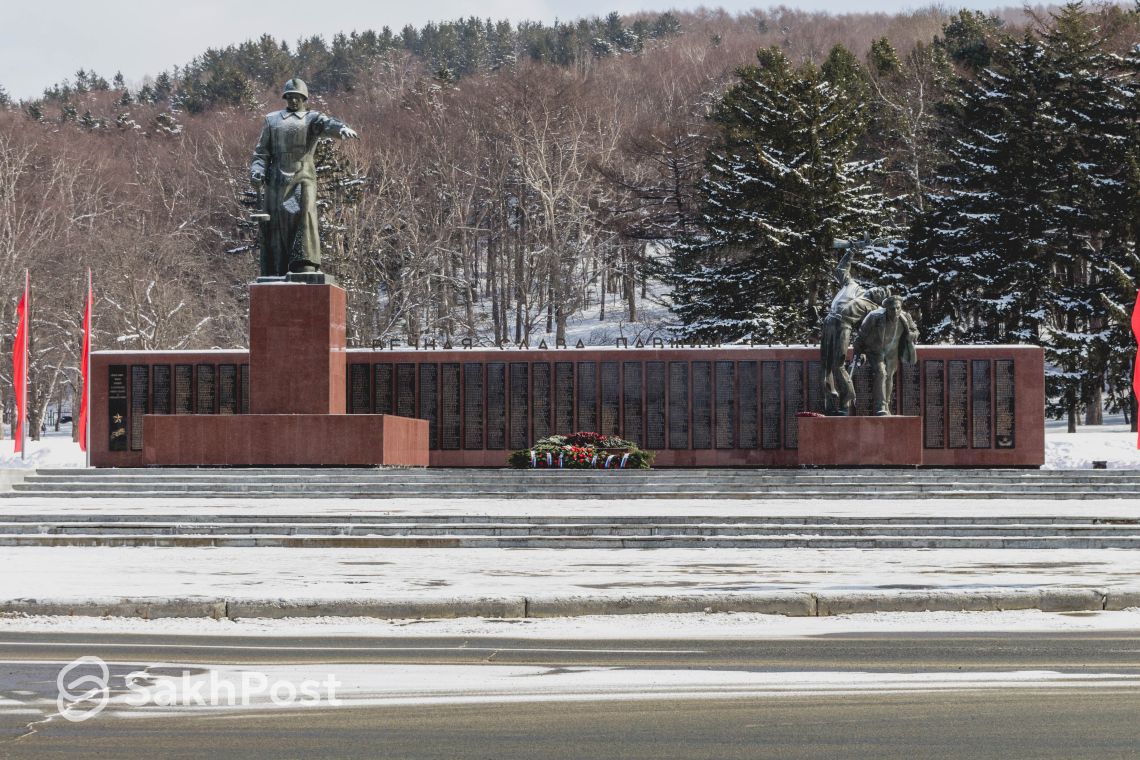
[
  {"x1": 0, "y1": 4, "x2": 1136, "y2": 434},
  {"x1": 24, "y1": 12, "x2": 686, "y2": 113}
]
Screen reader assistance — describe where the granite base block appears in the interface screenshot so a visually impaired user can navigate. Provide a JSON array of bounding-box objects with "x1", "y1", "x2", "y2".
[
  {"x1": 798, "y1": 415, "x2": 923, "y2": 467},
  {"x1": 143, "y1": 414, "x2": 428, "y2": 467}
]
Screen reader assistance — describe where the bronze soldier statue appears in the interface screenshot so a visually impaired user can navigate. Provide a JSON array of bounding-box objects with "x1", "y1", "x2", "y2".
[
  {"x1": 819, "y1": 241, "x2": 892, "y2": 415},
  {"x1": 851, "y1": 296, "x2": 918, "y2": 416},
  {"x1": 250, "y1": 78, "x2": 358, "y2": 278}
]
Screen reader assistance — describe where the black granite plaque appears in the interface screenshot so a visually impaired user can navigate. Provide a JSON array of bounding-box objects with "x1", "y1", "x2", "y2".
[
  {"x1": 853, "y1": 361, "x2": 874, "y2": 417},
  {"x1": 622, "y1": 362, "x2": 643, "y2": 445},
  {"x1": 532, "y1": 363, "x2": 552, "y2": 441},
  {"x1": 890, "y1": 371, "x2": 899, "y2": 415},
  {"x1": 509, "y1": 363, "x2": 529, "y2": 449},
  {"x1": 923, "y1": 360, "x2": 945, "y2": 448},
  {"x1": 948, "y1": 359, "x2": 968, "y2": 449},
  {"x1": 806, "y1": 360, "x2": 823, "y2": 414},
  {"x1": 396, "y1": 364, "x2": 416, "y2": 418},
  {"x1": 129, "y1": 365, "x2": 148, "y2": 451},
  {"x1": 486, "y1": 362, "x2": 506, "y2": 449},
  {"x1": 196, "y1": 364, "x2": 215, "y2": 415},
  {"x1": 152, "y1": 364, "x2": 171, "y2": 415},
  {"x1": 175, "y1": 364, "x2": 193, "y2": 415},
  {"x1": 108, "y1": 365, "x2": 128, "y2": 451},
  {"x1": 761, "y1": 361, "x2": 781, "y2": 450},
  {"x1": 576, "y1": 362, "x2": 597, "y2": 432},
  {"x1": 714, "y1": 361, "x2": 734, "y2": 449},
  {"x1": 348, "y1": 364, "x2": 371, "y2": 414},
  {"x1": 440, "y1": 363, "x2": 460, "y2": 450},
  {"x1": 419, "y1": 364, "x2": 439, "y2": 449},
  {"x1": 738, "y1": 361, "x2": 758, "y2": 449},
  {"x1": 645, "y1": 362, "x2": 666, "y2": 449},
  {"x1": 971, "y1": 359, "x2": 992, "y2": 449},
  {"x1": 900, "y1": 362, "x2": 921, "y2": 416},
  {"x1": 668, "y1": 362, "x2": 689, "y2": 449},
  {"x1": 463, "y1": 363, "x2": 484, "y2": 449},
  {"x1": 691, "y1": 361, "x2": 712, "y2": 449},
  {"x1": 240, "y1": 364, "x2": 249, "y2": 414},
  {"x1": 600, "y1": 362, "x2": 620, "y2": 436},
  {"x1": 995, "y1": 359, "x2": 1015, "y2": 449},
  {"x1": 218, "y1": 364, "x2": 238, "y2": 416},
  {"x1": 374, "y1": 364, "x2": 393, "y2": 415},
  {"x1": 555, "y1": 362, "x2": 574, "y2": 435},
  {"x1": 783, "y1": 361, "x2": 804, "y2": 449}
]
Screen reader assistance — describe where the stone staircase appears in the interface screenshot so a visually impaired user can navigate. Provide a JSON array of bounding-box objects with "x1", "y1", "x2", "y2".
[
  {"x1": 0, "y1": 513, "x2": 1138, "y2": 549},
  {"x1": 0, "y1": 467, "x2": 1136, "y2": 549},
  {"x1": 3, "y1": 467, "x2": 1138, "y2": 500}
]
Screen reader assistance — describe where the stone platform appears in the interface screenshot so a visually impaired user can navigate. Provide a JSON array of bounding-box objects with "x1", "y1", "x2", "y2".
[
  {"x1": 798, "y1": 416, "x2": 923, "y2": 467},
  {"x1": 143, "y1": 414, "x2": 427, "y2": 467}
]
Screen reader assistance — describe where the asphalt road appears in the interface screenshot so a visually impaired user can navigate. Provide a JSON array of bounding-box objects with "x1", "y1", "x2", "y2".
[{"x1": 2, "y1": 631, "x2": 1139, "y2": 759}]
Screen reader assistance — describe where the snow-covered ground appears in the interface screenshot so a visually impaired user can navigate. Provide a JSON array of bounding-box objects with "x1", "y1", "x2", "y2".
[
  {"x1": 4, "y1": 607, "x2": 1140, "y2": 638},
  {"x1": 1042, "y1": 417, "x2": 1140, "y2": 469},
  {"x1": 0, "y1": 545, "x2": 1136, "y2": 602}
]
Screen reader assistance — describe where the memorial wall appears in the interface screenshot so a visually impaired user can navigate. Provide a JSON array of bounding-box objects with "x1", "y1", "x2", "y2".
[{"x1": 90, "y1": 345, "x2": 1044, "y2": 467}]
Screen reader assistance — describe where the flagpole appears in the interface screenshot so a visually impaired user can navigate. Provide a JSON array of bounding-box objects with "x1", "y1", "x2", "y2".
[
  {"x1": 85, "y1": 269, "x2": 92, "y2": 468},
  {"x1": 20, "y1": 269, "x2": 28, "y2": 461}
]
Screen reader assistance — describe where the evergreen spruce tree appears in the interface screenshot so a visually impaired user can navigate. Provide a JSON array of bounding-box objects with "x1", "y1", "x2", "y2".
[
  {"x1": 912, "y1": 3, "x2": 1136, "y2": 429},
  {"x1": 667, "y1": 46, "x2": 889, "y2": 344},
  {"x1": 1094, "y1": 37, "x2": 1140, "y2": 427},
  {"x1": 1037, "y1": 3, "x2": 1131, "y2": 427},
  {"x1": 909, "y1": 34, "x2": 1054, "y2": 344}
]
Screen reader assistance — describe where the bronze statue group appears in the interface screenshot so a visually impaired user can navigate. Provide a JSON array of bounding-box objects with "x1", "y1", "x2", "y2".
[{"x1": 820, "y1": 239, "x2": 917, "y2": 417}]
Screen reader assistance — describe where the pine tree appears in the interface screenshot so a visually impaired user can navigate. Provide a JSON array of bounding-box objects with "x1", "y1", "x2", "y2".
[
  {"x1": 667, "y1": 46, "x2": 890, "y2": 343},
  {"x1": 938, "y1": 10, "x2": 1005, "y2": 71},
  {"x1": 909, "y1": 34, "x2": 1054, "y2": 344},
  {"x1": 912, "y1": 4, "x2": 1137, "y2": 429},
  {"x1": 1037, "y1": 3, "x2": 1131, "y2": 427},
  {"x1": 1094, "y1": 36, "x2": 1140, "y2": 428}
]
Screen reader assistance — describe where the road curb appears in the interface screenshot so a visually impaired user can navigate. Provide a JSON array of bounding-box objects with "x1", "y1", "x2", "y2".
[
  {"x1": 0, "y1": 598, "x2": 227, "y2": 619},
  {"x1": 2, "y1": 588, "x2": 1136, "y2": 621},
  {"x1": 525, "y1": 592, "x2": 817, "y2": 618}
]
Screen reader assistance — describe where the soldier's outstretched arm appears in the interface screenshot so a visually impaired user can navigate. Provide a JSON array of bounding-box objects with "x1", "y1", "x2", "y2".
[
  {"x1": 314, "y1": 113, "x2": 358, "y2": 140},
  {"x1": 833, "y1": 247, "x2": 855, "y2": 285}
]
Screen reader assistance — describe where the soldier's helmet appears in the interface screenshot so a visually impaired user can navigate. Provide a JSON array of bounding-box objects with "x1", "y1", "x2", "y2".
[{"x1": 282, "y1": 78, "x2": 309, "y2": 100}]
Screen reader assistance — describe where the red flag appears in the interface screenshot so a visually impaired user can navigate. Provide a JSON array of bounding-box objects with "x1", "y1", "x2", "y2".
[
  {"x1": 13, "y1": 275, "x2": 27, "y2": 454},
  {"x1": 78, "y1": 270, "x2": 92, "y2": 453},
  {"x1": 1132, "y1": 290, "x2": 1140, "y2": 449}
]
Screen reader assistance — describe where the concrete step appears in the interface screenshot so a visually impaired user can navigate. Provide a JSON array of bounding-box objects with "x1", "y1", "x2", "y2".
[
  {"x1": 3, "y1": 521, "x2": 1137, "y2": 538},
  {"x1": 22, "y1": 468, "x2": 1140, "y2": 483},
  {"x1": 7, "y1": 467, "x2": 1131, "y2": 500},
  {"x1": 5, "y1": 487, "x2": 1137, "y2": 499},
  {"x1": 15, "y1": 476, "x2": 1140, "y2": 490},
  {"x1": 4, "y1": 488, "x2": 1138, "y2": 499},
  {"x1": 2, "y1": 534, "x2": 1138, "y2": 549},
  {"x1": 4, "y1": 514, "x2": 1134, "y2": 526},
  {"x1": 9, "y1": 480, "x2": 1138, "y2": 494}
]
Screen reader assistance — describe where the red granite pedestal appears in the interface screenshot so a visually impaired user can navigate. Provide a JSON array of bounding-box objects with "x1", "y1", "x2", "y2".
[
  {"x1": 248, "y1": 283, "x2": 346, "y2": 414},
  {"x1": 144, "y1": 414, "x2": 427, "y2": 466},
  {"x1": 140, "y1": 283, "x2": 427, "y2": 467},
  {"x1": 798, "y1": 416, "x2": 923, "y2": 467}
]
